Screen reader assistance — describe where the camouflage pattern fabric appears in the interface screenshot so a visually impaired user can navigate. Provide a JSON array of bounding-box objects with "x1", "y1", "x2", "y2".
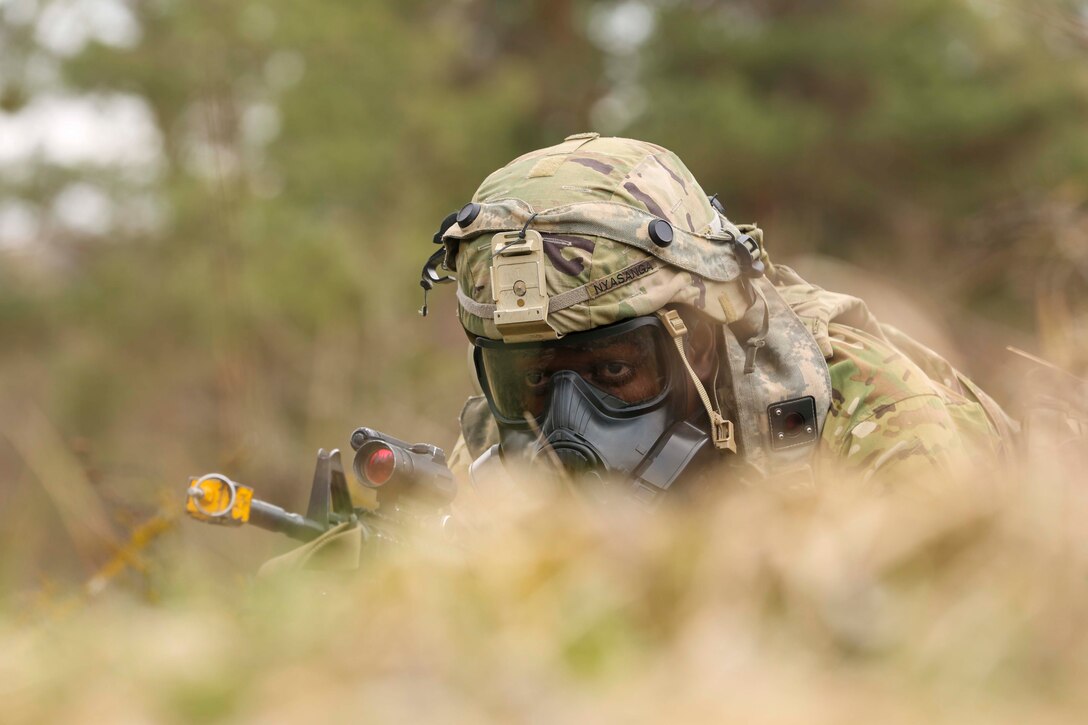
[
  {"x1": 818, "y1": 324, "x2": 1007, "y2": 486},
  {"x1": 442, "y1": 133, "x2": 755, "y2": 340},
  {"x1": 772, "y1": 263, "x2": 1016, "y2": 482},
  {"x1": 446, "y1": 395, "x2": 497, "y2": 481}
]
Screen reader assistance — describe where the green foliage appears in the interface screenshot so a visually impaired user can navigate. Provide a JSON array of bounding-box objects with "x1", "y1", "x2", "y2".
[{"x1": 634, "y1": 1, "x2": 1088, "y2": 254}]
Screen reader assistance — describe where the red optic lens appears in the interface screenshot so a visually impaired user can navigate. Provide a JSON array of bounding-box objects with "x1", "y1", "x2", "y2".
[{"x1": 364, "y1": 447, "x2": 396, "y2": 486}]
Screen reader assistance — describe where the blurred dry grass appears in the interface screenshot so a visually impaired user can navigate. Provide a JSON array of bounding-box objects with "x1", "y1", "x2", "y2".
[{"x1": 2, "y1": 444, "x2": 1088, "y2": 723}]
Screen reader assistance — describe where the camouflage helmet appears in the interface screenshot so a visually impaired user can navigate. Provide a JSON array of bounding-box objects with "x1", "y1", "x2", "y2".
[
  {"x1": 441, "y1": 133, "x2": 760, "y2": 342},
  {"x1": 441, "y1": 134, "x2": 832, "y2": 477}
]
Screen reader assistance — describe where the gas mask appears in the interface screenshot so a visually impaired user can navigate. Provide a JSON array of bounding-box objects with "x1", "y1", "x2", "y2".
[{"x1": 471, "y1": 313, "x2": 722, "y2": 501}]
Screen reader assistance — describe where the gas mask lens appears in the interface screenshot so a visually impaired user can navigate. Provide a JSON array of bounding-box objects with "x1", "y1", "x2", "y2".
[{"x1": 476, "y1": 318, "x2": 669, "y2": 422}]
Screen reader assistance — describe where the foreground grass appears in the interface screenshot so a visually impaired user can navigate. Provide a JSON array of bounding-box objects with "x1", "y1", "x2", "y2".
[{"x1": 3, "y1": 465, "x2": 1088, "y2": 724}]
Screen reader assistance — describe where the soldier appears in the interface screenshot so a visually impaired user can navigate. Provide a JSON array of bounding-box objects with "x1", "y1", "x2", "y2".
[
  {"x1": 245, "y1": 133, "x2": 1022, "y2": 573},
  {"x1": 434, "y1": 134, "x2": 1016, "y2": 499}
]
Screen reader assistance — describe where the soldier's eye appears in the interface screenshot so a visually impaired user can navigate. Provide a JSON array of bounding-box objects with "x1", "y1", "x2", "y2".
[
  {"x1": 593, "y1": 361, "x2": 634, "y2": 385},
  {"x1": 525, "y1": 371, "x2": 547, "y2": 388}
]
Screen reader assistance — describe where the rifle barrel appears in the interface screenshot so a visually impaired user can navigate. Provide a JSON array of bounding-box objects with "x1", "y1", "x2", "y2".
[{"x1": 248, "y1": 499, "x2": 327, "y2": 542}]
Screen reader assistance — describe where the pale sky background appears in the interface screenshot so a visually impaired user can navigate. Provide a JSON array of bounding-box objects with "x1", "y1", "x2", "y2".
[{"x1": 0, "y1": 0, "x2": 160, "y2": 247}]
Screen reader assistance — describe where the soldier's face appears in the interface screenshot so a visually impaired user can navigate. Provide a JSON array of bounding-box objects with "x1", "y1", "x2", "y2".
[
  {"x1": 503, "y1": 335, "x2": 666, "y2": 418},
  {"x1": 478, "y1": 324, "x2": 667, "y2": 421},
  {"x1": 475, "y1": 310, "x2": 721, "y2": 424}
]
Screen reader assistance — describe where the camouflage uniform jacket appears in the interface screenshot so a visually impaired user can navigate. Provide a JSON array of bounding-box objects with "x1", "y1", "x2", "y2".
[{"x1": 448, "y1": 266, "x2": 1017, "y2": 487}]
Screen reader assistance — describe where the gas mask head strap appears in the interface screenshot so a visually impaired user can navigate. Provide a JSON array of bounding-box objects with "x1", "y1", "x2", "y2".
[{"x1": 656, "y1": 309, "x2": 737, "y2": 453}]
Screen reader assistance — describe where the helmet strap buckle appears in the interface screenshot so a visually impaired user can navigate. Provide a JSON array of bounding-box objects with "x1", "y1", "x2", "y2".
[{"x1": 656, "y1": 309, "x2": 737, "y2": 453}]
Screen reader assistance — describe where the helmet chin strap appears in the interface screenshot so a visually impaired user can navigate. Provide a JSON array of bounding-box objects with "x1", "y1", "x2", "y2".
[{"x1": 656, "y1": 310, "x2": 737, "y2": 453}]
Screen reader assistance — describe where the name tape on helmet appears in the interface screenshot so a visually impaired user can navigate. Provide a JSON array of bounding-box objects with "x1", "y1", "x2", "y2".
[{"x1": 586, "y1": 258, "x2": 659, "y2": 299}]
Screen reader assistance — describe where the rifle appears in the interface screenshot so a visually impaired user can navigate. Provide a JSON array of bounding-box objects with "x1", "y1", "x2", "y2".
[{"x1": 184, "y1": 427, "x2": 456, "y2": 543}]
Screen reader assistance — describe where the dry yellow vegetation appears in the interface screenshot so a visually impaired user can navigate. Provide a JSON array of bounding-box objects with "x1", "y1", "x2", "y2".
[{"x1": 4, "y1": 449, "x2": 1088, "y2": 724}]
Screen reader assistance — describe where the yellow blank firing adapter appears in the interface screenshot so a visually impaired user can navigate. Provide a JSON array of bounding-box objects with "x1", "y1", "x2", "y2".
[
  {"x1": 185, "y1": 473, "x2": 253, "y2": 525},
  {"x1": 185, "y1": 467, "x2": 331, "y2": 541},
  {"x1": 490, "y1": 229, "x2": 558, "y2": 342}
]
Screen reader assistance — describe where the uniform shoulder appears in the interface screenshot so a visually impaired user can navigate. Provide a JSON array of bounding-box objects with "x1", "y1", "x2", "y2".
[
  {"x1": 820, "y1": 323, "x2": 1003, "y2": 482},
  {"x1": 825, "y1": 323, "x2": 944, "y2": 423}
]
